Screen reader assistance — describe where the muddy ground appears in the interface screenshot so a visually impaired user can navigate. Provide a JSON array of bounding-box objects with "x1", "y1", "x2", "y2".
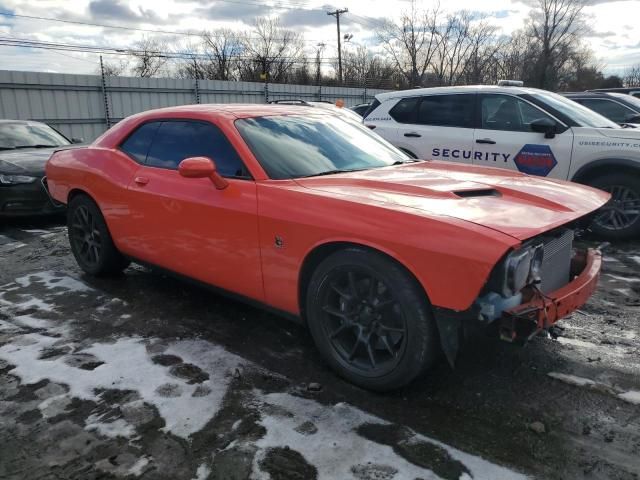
[{"x1": 0, "y1": 217, "x2": 639, "y2": 480}]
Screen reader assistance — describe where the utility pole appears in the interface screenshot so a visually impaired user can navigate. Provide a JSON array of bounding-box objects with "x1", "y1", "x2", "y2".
[
  {"x1": 99, "y1": 55, "x2": 111, "y2": 129},
  {"x1": 327, "y1": 8, "x2": 348, "y2": 85}
]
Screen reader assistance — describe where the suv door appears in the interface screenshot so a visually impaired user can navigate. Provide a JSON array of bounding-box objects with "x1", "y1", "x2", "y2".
[
  {"x1": 121, "y1": 119, "x2": 263, "y2": 301},
  {"x1": 473, "y1": 94, "x2": 574, "y2": 180},
  {"x1": 391, "y1": 94, "x2": 475, "y2": 162}
]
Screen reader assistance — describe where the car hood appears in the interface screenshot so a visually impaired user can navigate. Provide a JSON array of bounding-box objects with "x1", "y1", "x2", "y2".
[
  {"x1": 0, "y1": 145, "x2": 83, "y2": 176},
  {"x1": 597, "y1": 126, "x2": 640, "y2": 140},
  {"x1": 0, "y1": 148, "x2": 59, "y2": 176},
  {"x1": 295, "y1": 161, "x2": 610, "y2": 241}
]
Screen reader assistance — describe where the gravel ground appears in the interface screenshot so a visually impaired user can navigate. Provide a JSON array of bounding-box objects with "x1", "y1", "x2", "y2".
[{"x1": 0, "y1": 217, "x2": 639, "y2": 480}]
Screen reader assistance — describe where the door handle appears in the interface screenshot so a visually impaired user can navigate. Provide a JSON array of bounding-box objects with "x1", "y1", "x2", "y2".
[
  {"x1": 476, "y1": 138, "x2": 496, "y2": 145},
  {"x1": 404, "y1": 132, "x2": 422, "y2": 138},
  {"x1": 134, "y1": 176, "x2": 149, "y2": 186}
]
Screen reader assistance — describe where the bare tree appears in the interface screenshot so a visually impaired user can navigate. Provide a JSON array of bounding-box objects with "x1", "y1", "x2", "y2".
[
  {"x1": 129, "y1": 36, "x2": 170, "y2": 78},
  {"x1": 377, "y1": 0, "x2": 442, "y2": 87},
  {"x1": 240, "y1": 17, "x2": 304, "y2": 83},
  {"x1": 624, "y1": 65, "x2": 640, "y2": 87},
  {"x1": 202, "y1": 29, "x2": 243, "y2": 80},
  {"x1": 432, "y1": 11, "x2": 476, "y2": 86},
  {"x1": 97, "y1": 58, "x2": 129, "y2": 77},
  {"x1": 527, "y1": 0, "x2": 588, "y2": 89}
]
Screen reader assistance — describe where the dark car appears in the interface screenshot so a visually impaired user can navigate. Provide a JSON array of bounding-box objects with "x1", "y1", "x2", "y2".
[
  {"x1": 589, "y1": 87, "x2": 640, "y2": 98},
  {"x1": 0, "y1": 120, "x2": 81, "y2": 217},
  {"x1": 563, "y1": 92, "x2": 640, "y2": 126},
  {"x1": 350, "y1": 102, "x2": 372, "y2": 117}
]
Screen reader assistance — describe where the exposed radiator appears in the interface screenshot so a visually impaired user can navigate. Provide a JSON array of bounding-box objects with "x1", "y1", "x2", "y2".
[{"x1": 539, "y1": 228, "x2": 574, "y2": 294}]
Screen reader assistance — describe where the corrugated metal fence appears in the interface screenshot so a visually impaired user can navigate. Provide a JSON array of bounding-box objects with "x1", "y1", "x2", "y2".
[{"x1": 0, "y1": 70, "x2": 389, "y2": 141}]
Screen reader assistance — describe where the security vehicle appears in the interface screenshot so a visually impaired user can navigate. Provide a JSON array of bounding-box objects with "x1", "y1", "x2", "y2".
[
  {"x1": 364, "y1": 85, "x2": 640, "y2": 239},
  {"x1": 564, "y1": 92, "x2": 640, "y2": 127},
  {"x1": 46, "y1": 104, "x2": 607, "y2": 390},
  {"x1": 0, "y1": 120, "x2": 81, "y2": 217}
]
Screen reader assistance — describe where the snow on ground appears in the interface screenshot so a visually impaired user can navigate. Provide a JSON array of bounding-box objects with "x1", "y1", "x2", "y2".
[
  {"x1": 0, "y1": 270, "x2": 531, "y2": 479},
  {"x1": 547, "y1": 372, "x2": 596, "y2": 387},
  {"x1": 252, "y1": 392, "x2": 527, "y2": 480},
  {"x1": 617, "y1": 391, "x2": 640, "y2": 405}
]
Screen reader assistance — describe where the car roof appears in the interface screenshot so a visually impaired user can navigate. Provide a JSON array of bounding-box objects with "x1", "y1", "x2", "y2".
[
  {"x1": 375, "y1": 85, "x2": 550, "y2": 102},
  {"x1": 562, "y1": 92, "x2": 615, "y2": 98},
  {"x1": 128, "y1": 103, "x2": 325, "y2": 120}
]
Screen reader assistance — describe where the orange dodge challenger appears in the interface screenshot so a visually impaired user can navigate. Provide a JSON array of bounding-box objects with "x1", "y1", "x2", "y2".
[{"x1": 46, "y1": 105, "x2": 609, "y2": 390}]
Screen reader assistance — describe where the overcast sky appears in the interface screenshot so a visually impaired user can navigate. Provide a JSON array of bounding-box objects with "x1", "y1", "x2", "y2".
[{"x1": 0, "y1": 0, "x2": 638, "y2": 77}]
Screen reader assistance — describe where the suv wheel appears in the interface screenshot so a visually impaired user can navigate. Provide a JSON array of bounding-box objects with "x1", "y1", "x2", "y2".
[
  {"x1": 68, "y1": 194, "x2": 130, "y2": 275},
  {"x1": 305, "y1": 248, "x2": 438, "y2": 391},
  {"x1": 589, "y1": 173, "x2": 640, "y2": 240}
]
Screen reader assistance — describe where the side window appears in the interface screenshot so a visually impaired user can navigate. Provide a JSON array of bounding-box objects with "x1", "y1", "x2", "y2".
[
  {"x1": 480, "y1": 95, "x2": 554, "y2": 132},
  {"x1": 120, "y1": 122, "x2": 161, "y2": 163},
  {"x1": 389, "y1": 97, "x2": 420, "y2": 124},
  {"x1": 578, "y1": 99, "x2": 633, "y2": 124},
  {"x1": 416, "y1": 94, "x2": 475, "y2": 128},
  {"x1": 146, "y1": 121, "x2": 246, "y2": 177}
]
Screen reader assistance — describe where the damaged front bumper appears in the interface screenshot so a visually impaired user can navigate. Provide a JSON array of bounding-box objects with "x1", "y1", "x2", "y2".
[{"x1": 499, "y1": 248, "x2": 602, "y2": 344}]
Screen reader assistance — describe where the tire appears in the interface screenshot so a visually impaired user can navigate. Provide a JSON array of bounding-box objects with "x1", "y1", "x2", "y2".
[
  {"x1": 588, "y1": 173, "x2": 640, "y2": 240},
  {"x1": 305, "y1": 247, "x2": 438, "y2": 391},
  {"x1": 67, "y1": 194, "x2": 130, "y2": 276}
]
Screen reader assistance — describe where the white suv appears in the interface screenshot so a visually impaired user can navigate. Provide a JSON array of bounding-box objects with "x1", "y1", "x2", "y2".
[{"x1": 364, "y1": 85, "x2": 640, "y2": 239}]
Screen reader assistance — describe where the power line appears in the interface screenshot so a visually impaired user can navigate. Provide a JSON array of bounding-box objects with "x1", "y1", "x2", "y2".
[
  {"x1": 0, "y1": 37, "x2": 343, "y2": 65},
  {"x1": 0, "y1": 7, "x2": 329, "y2": 45}
]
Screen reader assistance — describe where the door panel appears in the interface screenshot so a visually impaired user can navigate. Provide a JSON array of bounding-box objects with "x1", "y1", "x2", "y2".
[
  {"x1": 473, "y1": 94, "x2": 574, "y2": 180},
  {"x1": 125, "y1": 169, "x2": 263, "y2": 300},
  {"x1": 391, "y1": 94, "x2": 476, "y2": 162}
]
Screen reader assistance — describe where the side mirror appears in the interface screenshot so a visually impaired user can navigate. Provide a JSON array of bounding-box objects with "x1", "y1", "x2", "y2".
[
  {"x1": 530, "y1": 118, "x2": 558, "y2": 139},
  {"x1": 71, "y1": 137, "x2": 84, "y2": 144},
  {"x1": 178, "y1": 157, "x2": 229, "y2": 190},
  {"x1": 624, "y1": 113, "x2": 640, "y2": 124}
]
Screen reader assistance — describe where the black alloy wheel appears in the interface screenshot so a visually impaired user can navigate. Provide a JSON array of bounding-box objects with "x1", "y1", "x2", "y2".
[
  {"x1": 589, "y1": 173, "x2": 640, "y2": 240},
  {"x1": 320, "y1": 268, "x2": 407, "y2": 377},
  {"x1": 67, "y1": 194, "x2": 130, "y2": 276},
  {"x1": 70, "y1": 204, "x2": 102, "y2": 268},
  {"x1": 306, "y1": 248, "x2": 438, "y2": 391}
]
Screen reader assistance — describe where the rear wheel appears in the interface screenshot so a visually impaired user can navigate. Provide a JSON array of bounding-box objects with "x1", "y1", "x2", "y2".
[
  {"x1": 589, "y1": 173, "x2": 640, "y2": 240},
  {"x1": 306, "y1": 248, "x2": 438, "y2": 391},
  {"x1": 67, "y1": 195, "x2": 129, "y2": 275}
]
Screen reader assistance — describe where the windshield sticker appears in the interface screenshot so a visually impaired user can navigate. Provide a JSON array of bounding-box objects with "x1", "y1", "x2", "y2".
[
  {"x1": 431, "y1": 148, "x2": 511, "y2": 162},
  {"x1": 513, "y1": 144, "x2": 557, "y2": 176}
]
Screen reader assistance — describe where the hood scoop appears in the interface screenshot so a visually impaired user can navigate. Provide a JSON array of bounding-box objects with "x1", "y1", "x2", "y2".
[{"x1": 453, "y1": 188, "x2": 500, "y2": 198}]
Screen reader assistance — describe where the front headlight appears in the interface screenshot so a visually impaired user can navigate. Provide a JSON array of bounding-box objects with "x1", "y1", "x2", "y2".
[
  {"x1": 0, "y1": 174, "x2": 38, "y2": 185},
  {"x1": 500, "y1": 244, "x2": 544, "y2": 296}
]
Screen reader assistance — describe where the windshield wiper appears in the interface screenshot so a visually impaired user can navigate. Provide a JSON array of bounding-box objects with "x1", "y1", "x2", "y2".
[
  {"x1": 0, "y1": 146, "x2": 16, "y2": 151},
  {"x1": 299, "y1": 168, "x2": 368, "y2": 178},
  {"x1": 13, "y1": 144, "x2": 59, "y2": 149},
  {"x1": 392, "y1": 159, "x2": 421, "y2": 165}
]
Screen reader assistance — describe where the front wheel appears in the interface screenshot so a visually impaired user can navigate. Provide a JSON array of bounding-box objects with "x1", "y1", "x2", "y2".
[
  {"x1": 306, "y1": 248, "x2": 438, "y2": 391},
  {"x1": 67, "y1": 194, "x2": 130, "y2": 276},
  {"x1": 589, "y1": 173, "x2": 640, "y2": 240}
]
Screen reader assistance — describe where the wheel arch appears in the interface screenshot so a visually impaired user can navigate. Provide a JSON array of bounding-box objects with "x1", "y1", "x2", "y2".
[
  {"x1": 67, "y1": 187, "x2": 96, "y2": 204},
  {"x1": 572, "y1": 158, "x2": 640, "y2": 184},
  {"x1": 297, "y1": 240, "x2": 431, "y2": 323}
]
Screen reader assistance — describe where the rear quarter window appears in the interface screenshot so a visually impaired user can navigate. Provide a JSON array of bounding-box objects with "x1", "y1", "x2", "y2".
[
  {"x1": 389, "y1": 97, "x2": 420, "y2": 123},
  {"x1": 120, "y1": 122, "x2": 161, "y2": 163}
]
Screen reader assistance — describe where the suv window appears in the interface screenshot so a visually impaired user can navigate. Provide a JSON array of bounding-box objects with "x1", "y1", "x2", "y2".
[
  {"x1": 120, "y1": 122, "x2": 161, "y2": 163},
  {"x1": 389, "y1": 97, "x2": 420, "y2": 123},
  {"x1": 417, "y1": 94, "x2": 475, "y2": 128},
  {"x1": 577, "y1": 99, "x2": 634, "y2": 124},
  {"x1": 145, "y1": 121, "x2": 246, "y2": 177},
  {"x1": 480, "y1": 94, "x2": 554, "y2": 132}
]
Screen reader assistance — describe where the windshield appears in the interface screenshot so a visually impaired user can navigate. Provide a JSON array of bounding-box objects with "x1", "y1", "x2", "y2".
[
  {"x1": 0, "y1": 123, "x2": 70, "y2": 150},
  {"x1": 609, "y1": 92, "x2": 640, "y2": 111},
  {"x1": 532, "y1": 91, "x2": 621, "y2": 128},
  {"x1": 235, "y1": 115, "x2": 409, "y2": 179}
]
